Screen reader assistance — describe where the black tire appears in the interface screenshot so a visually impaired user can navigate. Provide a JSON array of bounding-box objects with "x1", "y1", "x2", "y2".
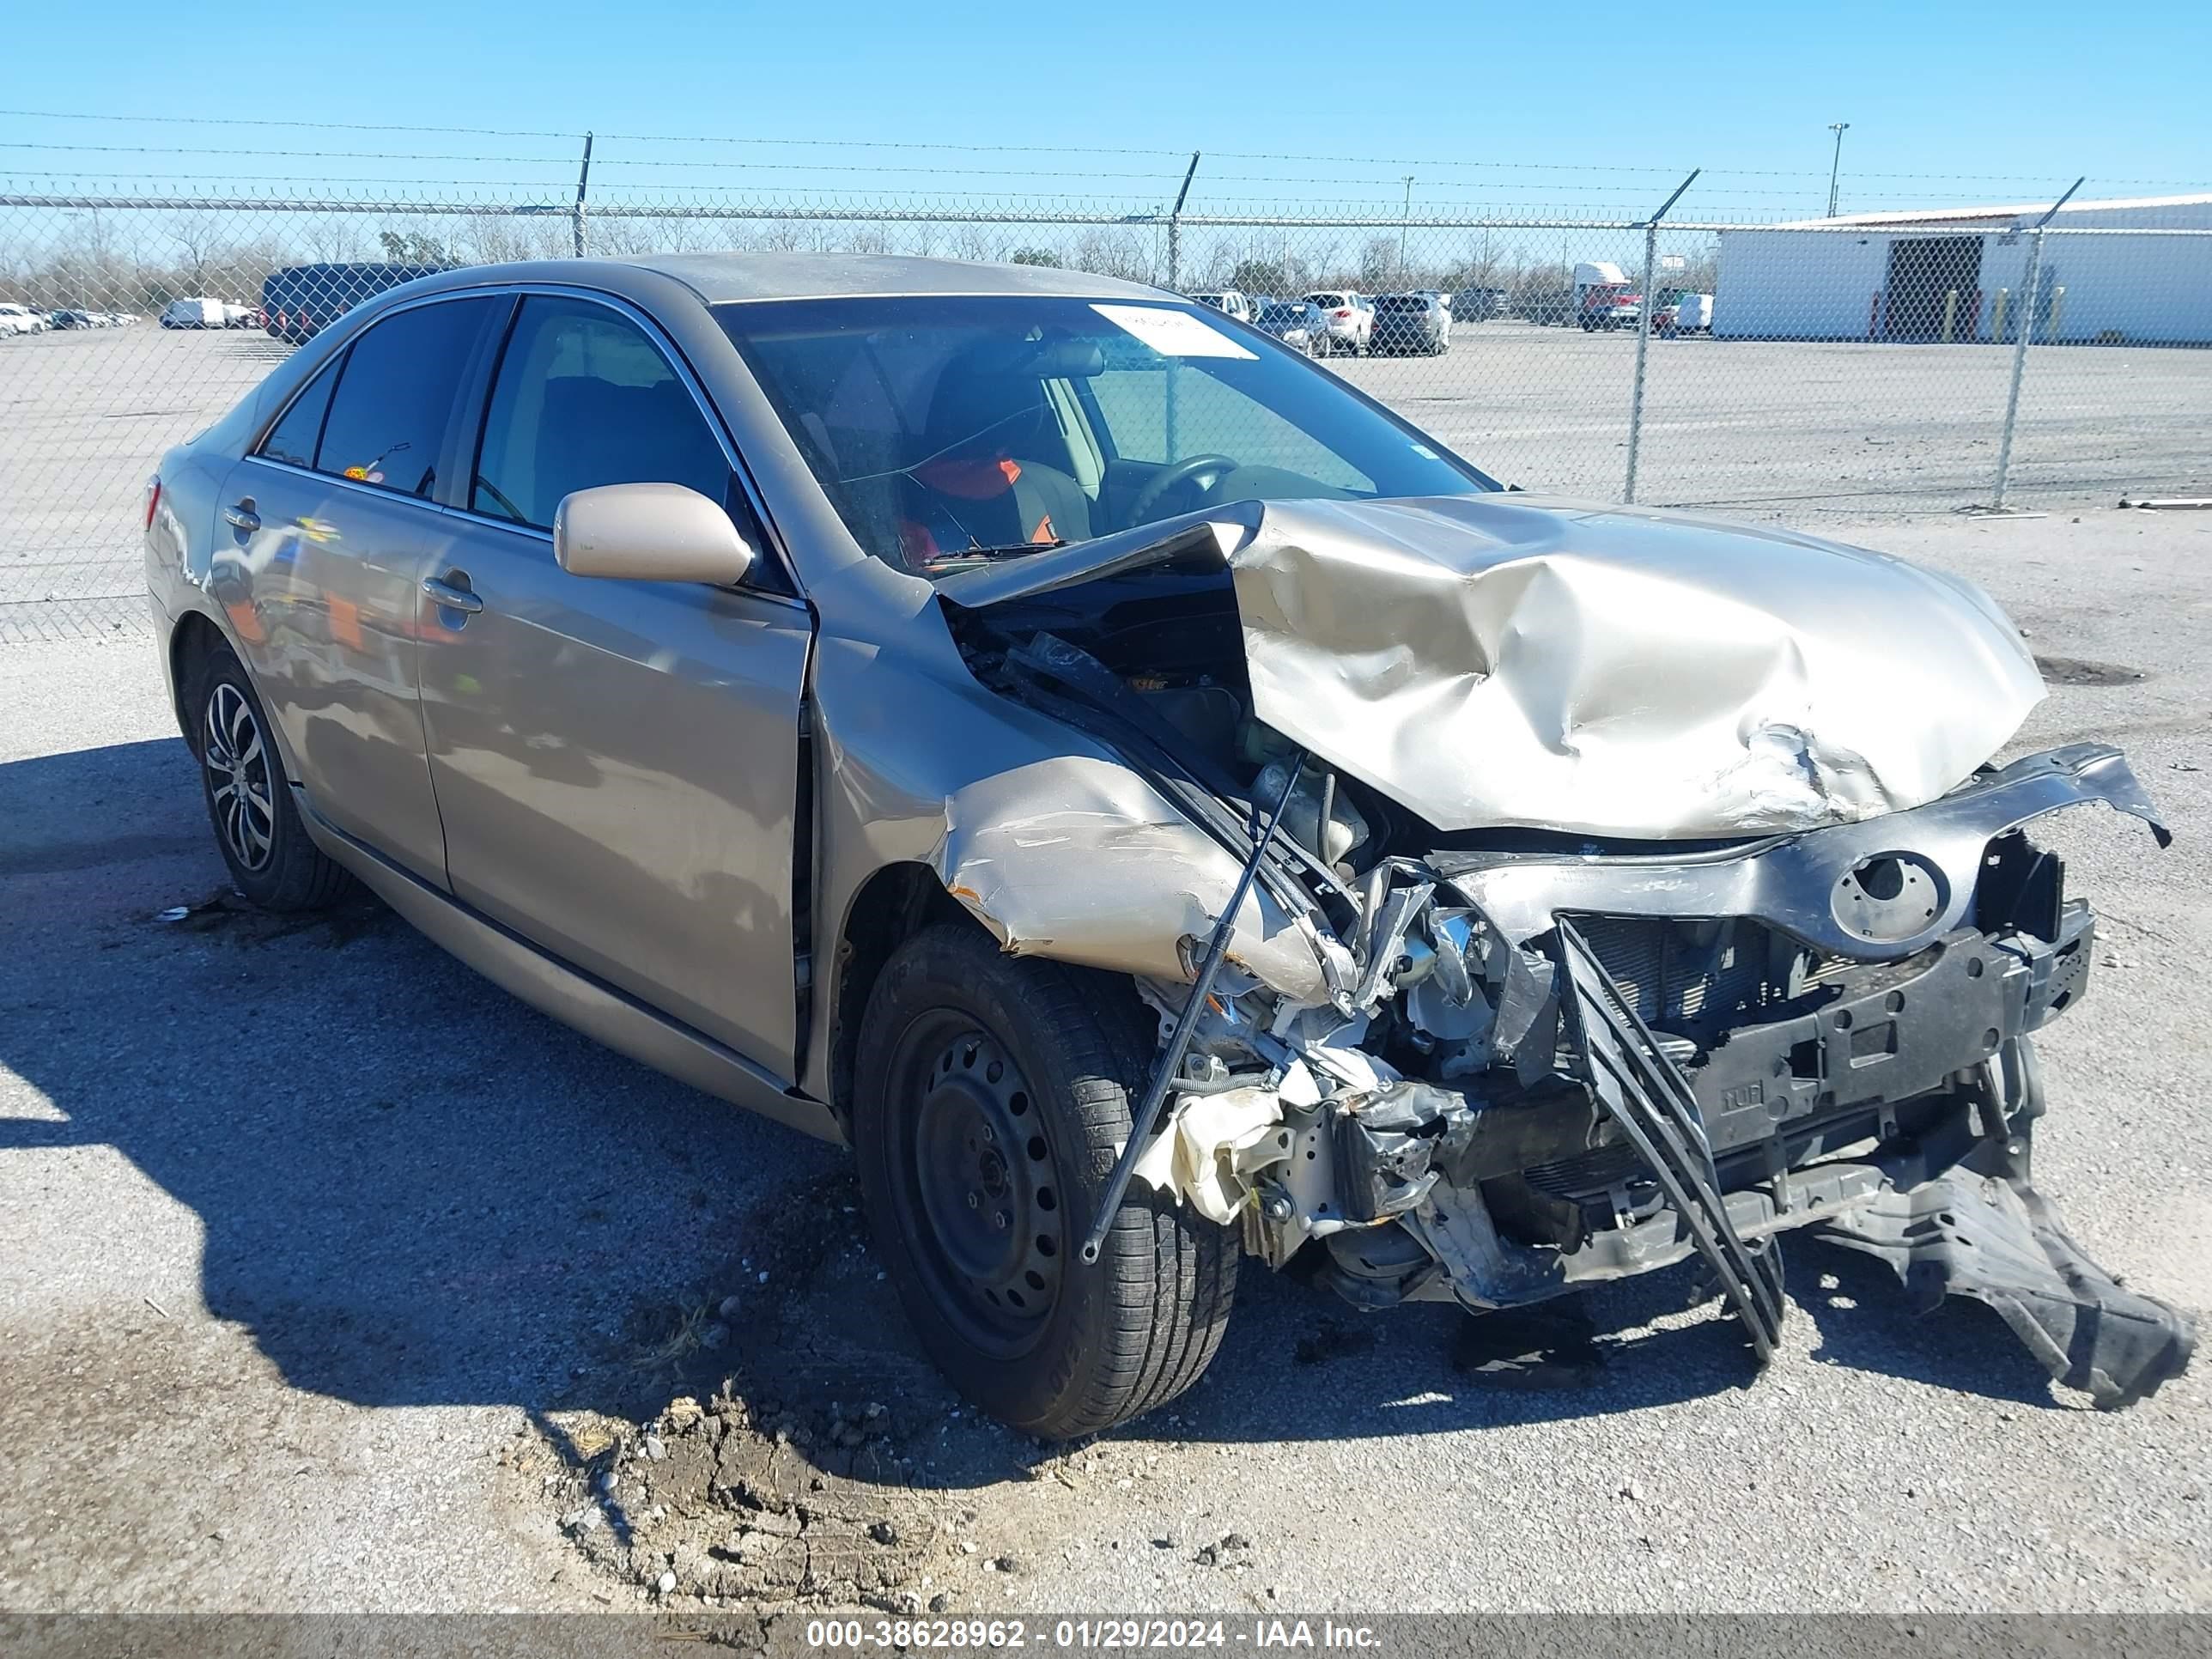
[
  {"x1": 853, "y1": 923, "x2": 1237, "y2": 1439},
  {"x1": 183, "y1": 641, "x2": 352, "y2": 911}
]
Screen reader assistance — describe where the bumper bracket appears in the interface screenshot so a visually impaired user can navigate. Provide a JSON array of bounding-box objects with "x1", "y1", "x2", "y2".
[{"x1": 1554, "y1": 917, "x2": 1788, "y2": 1361}]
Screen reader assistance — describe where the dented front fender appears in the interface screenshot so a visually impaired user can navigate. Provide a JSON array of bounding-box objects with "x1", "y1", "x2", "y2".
[{"x1": 933, "y1": 756, "x2": 1340, "y2": 1006}]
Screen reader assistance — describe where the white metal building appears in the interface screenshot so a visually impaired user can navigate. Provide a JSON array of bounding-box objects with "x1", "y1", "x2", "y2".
[{"x1": 1711, "y1": 192, "x2": 2212, "y2": 344}]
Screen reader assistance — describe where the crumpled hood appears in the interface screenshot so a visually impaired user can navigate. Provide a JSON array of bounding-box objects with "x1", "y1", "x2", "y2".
[{"x1": 941, "y1": 494, "x2": 2045, "y2": 839}]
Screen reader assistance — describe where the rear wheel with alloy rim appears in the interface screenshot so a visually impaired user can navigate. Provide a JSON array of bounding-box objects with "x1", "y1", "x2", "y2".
[
  {"x1": 202, "y1": 681, "x2": 276, "y2": 875},
  {"x1": 185, "y1": 641, "x2": 353, "y2": 910},
  {"x1": 854, "y1": 923, "x2": 1237, "y2": 1438}
]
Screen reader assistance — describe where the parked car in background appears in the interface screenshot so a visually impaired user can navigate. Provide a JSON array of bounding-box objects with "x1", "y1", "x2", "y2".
[
  {"x1": 49, "y1": 308, "x2": 98, "y2": 330},
  {"x1": 1370, "y1": 291, "x2": 1451, "y2": 355},
  {"x1": 1451, "y1": 286, "x2": 1503, "y2": 320},
  {"x1": 1188, "y1": 289, "x2": 1254, "y2": 324},
  {"x1": 1254, "y1": 299, "x2": 1327, "y2": 356},
  {"x1": 0, "y1": 302, "x2": 49, "y2": 336},
  {"x1": 161, "y1": 297, "x2": 228, "y2": 329},
  {"x1": 263, "y1": 262, "x2": 452, "y2": 345},
  {"x1": 1301, "y1": 289, "x2": 1370, "y2": 355},
  {"x1": 143, "y1": 251, "x2": 2191, "y2": 1438},
  {"x1": 1580, "y1": 287, "x2": 1644, "y2": 331}
]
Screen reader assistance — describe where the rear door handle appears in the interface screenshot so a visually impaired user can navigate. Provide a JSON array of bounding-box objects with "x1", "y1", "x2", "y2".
[
  {"x1": 222, "y1": 501, "x2": 259, "y2": 533},
  {"x1": 421, "y1": 574, "x2": 483, "y2": 615}
]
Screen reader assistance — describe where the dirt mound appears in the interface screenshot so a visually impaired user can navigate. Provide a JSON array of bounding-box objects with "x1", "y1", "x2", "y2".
[
  {"x1": 514, "y1": 1170, "x2": 1037, "y2": 1613},
  {"x1": 552, "y1": 1387, "x2": 947, "y2": 1608}
]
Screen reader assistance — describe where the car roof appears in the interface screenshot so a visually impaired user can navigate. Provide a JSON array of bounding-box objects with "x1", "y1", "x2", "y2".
[{"x1": 389, "y1": 252, "x2": 1175, "y2": 307}]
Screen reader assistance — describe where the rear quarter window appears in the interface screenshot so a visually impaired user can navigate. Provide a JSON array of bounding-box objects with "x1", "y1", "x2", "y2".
[
  {"x1": 257, "y1": 354, "x2": 343, "y2": 470},
  {"x1": 311, "y1": 297, "x2": 497, "y2": 498}
]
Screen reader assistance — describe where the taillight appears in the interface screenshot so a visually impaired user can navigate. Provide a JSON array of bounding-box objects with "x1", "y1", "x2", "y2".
[
  {"x1": 143, "y1": 475, "x2": 161, "y2": 532},
  {"x1": 1333, "y1": 307, "x2": 1352, "y2": 319}
]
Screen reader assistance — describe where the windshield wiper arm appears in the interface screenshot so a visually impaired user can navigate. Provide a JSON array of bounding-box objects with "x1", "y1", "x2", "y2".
[{"x1": 924, "y1": 539, "x2": 1068, "y2": 567}]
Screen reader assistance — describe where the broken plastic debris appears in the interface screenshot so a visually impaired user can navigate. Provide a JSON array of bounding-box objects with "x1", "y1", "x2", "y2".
[{"x1": 1129, "y1": 1086, "x2": 1290, "y2": 1224}]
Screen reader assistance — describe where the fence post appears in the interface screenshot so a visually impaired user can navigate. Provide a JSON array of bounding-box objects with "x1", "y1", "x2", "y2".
[
  {"x1": 1163, "y1": 153, "x2": 1201, "y2": 460},
  {"x1": 1165, "y1": 151, "x2": 1200, "y2": 291},
  {"x1": 1990, "y1": 176, "x2": 2082, "y2": 510},
  {"x1": 572, "y1": 131, "x2": 594, "y2": 259},
  {"x1": 1623, "y1": 168, "x2": 1699, "y2": 506}
]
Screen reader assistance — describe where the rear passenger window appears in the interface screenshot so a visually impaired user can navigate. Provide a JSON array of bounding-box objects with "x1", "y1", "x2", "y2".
[
  {"x1": 471, "y1": 296, "x2": 732, "y2": 532},
  {"x1": 258, "y1": 356, "x2": 341, "y2": 470},
  {"x1": 312, "y1": 297, "x2": 495, "y2": 498}
]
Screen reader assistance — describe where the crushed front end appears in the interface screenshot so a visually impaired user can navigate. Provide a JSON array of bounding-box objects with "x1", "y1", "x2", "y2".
[{"x1": 934, "y1": 501, "x2": 2195, "y2": 1409}]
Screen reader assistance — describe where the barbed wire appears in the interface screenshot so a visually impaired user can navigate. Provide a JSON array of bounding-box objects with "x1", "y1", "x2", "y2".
[
  {"x1": 1, "y1": 109, "x2": 2203, "y2": 194},
  {"x1": 0, "y1": 161, "x2": 2032, "y2": 204}
]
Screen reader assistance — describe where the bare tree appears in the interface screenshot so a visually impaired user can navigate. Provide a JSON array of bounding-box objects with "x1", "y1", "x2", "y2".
[
  {"x1": 945, "y1": 222, "x2": 1010, "y2": 264},
  {"x1": 168, "y1": 215, "x2": 226, "y2": 294},
  {"x1": 1068, "y1": 228, "x2": 1155, "y2": 284},
  {"x1": 300, "y1": 217, "x2": 367, "y2": 263}
]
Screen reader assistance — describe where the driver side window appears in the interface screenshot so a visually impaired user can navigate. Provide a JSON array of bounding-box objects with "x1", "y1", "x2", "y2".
[{"x1": 471, "y1": 295, "x2": 742, "y2": 536}]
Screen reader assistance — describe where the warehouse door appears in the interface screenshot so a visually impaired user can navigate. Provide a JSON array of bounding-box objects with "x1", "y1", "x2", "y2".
[{"x1": 1885, "y1": 237, "x2": 1984, "y2": 339}]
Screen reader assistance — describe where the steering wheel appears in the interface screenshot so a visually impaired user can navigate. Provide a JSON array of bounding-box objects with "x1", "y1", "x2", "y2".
[{"x1": 1127, "y1": 453, "x2": 1239, "y2": 524}]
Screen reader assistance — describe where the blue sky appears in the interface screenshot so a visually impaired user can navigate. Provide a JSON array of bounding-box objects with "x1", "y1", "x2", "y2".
[{"x1": 2, "y1": 0, "x2": 2205, "y2": 218}]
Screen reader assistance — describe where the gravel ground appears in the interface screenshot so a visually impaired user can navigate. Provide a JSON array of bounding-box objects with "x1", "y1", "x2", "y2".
[{"x1": 1, "y1": 509, "x2": 2208, "y2": 1614}]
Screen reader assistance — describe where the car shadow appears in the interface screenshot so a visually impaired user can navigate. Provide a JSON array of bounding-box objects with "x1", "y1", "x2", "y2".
[{"x1": 0, "y1": 736, "x2": 2068, "y2": 1501}]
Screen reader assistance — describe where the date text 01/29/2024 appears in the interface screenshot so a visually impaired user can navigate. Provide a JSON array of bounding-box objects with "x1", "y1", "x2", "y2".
[{"x1": 802, "y1": 1618, "x2": 1384, "y2": 1650}]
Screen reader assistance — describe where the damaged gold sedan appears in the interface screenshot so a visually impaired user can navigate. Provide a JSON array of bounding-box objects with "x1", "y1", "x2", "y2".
[{"x1": 145, "y1": 254, "x2": 2192, "y2": 1437}]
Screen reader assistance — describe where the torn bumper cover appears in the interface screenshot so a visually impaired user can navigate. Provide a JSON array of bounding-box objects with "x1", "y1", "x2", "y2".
[
  {"x1": 1820, "y1": 1167, "x2": 2196, "y2": 1410},
  {"x1": 1814, "y1": 1168, "x2": 2194, "y2": 1415},
  {"x1": 1127, "y1": 748, "x2": 2189, "y2": 1407}
]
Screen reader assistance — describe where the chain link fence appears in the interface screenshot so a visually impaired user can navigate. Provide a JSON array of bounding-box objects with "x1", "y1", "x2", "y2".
[{"x1": 3, "y1": 181, "x2": 2208, "y2": 641}]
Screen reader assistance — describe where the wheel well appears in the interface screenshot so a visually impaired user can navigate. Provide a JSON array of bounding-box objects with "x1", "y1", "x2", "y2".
[
  {"x1": 167, "y1": 611, "x2": 225, "y2": 754},
  {"x1": 829, "y1": 863, "x2": 975, "y2": 1127}
]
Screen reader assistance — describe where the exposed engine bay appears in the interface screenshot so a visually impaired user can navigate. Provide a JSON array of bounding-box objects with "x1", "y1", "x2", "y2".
[{"x1": 927, "y1": 499, "x2": 2196, "y2": 1408}]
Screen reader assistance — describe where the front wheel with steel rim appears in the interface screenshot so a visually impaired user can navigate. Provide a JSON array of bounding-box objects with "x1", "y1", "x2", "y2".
[
  {"x1": 853, "y1": 923, "x2": 1238, "y2": 1438},
  {"x1": 185, "y1": 641, "x2": 353, "y2": 911}
]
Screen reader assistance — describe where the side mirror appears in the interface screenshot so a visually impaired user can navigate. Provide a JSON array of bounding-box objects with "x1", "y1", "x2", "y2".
[{"x1": 552, "y1": 483, "x2": 755, "y2": 586}]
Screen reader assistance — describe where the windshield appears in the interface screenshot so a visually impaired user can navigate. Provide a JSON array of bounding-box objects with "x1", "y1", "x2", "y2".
[{"x1": 716, "y1": 295, "x2": 1492, "y2": 574}]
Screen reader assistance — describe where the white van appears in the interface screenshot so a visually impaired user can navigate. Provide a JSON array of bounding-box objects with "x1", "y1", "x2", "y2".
[
  {"x1": 1668, "y1": 293, "x2": 1715, "y2": 334},
  {"x1": 161, "y1": 297, "x2": 226, "y2": 329}
]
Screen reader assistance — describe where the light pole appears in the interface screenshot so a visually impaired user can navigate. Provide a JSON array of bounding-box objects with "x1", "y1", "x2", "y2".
[
  {"x1": 1826, "y1": 122, "x2": 1850, "y2": 218},
  {"x1": 1401, "y1": 175, "x2": 1414, "y2": 276}
]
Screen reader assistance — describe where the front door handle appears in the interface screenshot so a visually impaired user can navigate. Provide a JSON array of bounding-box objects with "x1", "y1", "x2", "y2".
[
  {"x1": 421, "y1": 574, "x2": 483, "y2": 615},
  {"x1": 222, "y1": 500, "x2": 259, "y2": 534}
]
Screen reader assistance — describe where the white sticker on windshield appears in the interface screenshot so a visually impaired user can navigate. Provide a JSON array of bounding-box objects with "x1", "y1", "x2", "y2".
[{"x1": 1091, "y1": 303, "x2": 1257, "y2": 360}]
